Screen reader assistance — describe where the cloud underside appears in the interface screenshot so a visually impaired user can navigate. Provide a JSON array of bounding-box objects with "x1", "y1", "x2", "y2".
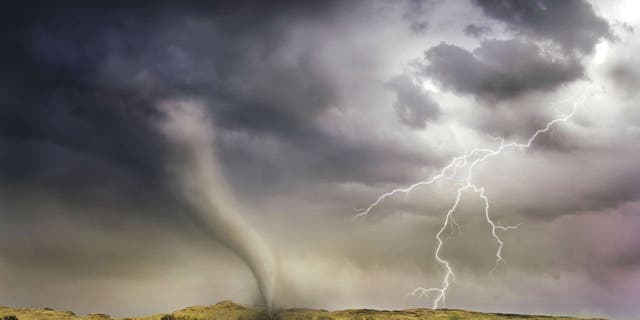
[
  {"x1": 423, "y1": 39, "x2": 584, "y2": 101},
  {"x1": 388, "y1": 75, "x2": 441, "y2": 129},
  {"x1": 472, "y1": 0, "x2": 612, "y2": 54},
  {"x1": 421, "y1": 0, "x2": 612, "y2": 102}
]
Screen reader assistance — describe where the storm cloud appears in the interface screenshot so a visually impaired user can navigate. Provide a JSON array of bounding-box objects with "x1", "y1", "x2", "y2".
[
  {"x1": 0, "y1": 1, "x2": 639, "y2": 320},
  {"x1": 387, "y1": 75, "x2": 441, "y2": 129},
  {"x1": 423, "y1": 39, "x2": 584, "y2": 101},
  {"x1": 464, "y1": 24, "x2": 491, "y2": 38},
  {"x1": 472, "y1": 0, "x2": 612, "y2": 54},
  {"x1": 420, "y1": 0, "x2": 612, "y2": 103}
]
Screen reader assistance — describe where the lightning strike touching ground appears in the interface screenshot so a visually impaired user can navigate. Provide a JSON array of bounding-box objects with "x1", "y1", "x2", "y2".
[{"x1": 356, "y1": 87, "x2": 590, "y2": 309}]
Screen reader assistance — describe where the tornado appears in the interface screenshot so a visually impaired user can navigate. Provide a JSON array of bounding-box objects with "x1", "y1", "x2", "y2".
[{"x1": 156, "y1": 99, "x2": 276, "y2": 312}]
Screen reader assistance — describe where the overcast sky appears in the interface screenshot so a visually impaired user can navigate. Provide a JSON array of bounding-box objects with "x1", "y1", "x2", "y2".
[{"x1": 1, "y1": 1, "x2": 639, "y2": 319}]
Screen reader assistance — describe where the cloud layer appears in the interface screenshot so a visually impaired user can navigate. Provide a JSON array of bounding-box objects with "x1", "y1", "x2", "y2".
[
  {"x1": 423, "y1": 39, "x2": 584, "y2": 101},
  {"x1": 0, "y1": 1, "x2": 638, "y2": 320}
]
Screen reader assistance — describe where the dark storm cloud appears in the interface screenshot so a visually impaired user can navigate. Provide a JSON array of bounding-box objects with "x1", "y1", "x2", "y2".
[
  {"x1": 472, "y1": 0, "x2": 612, "y2": 54},
  {"x1": 464, "y1": 24, "x2": 491, "y2": 38},
  {"x1": 422, "y1": 39, "x2": 583, "y2": 101},
  {"x1": 0, "y1": 0, "x2": 431, "y2": 208},
  {"x1": 0, "y1": 2, "x2": 182, "y2": 208},
  {"x1": 2, "y1": 1, "x2": 639, "y2": 319},
  {"x1": 387, "y1": 75, "x2": 440, "y2": 129},
  {"x1": 0, "y1": 0, "x2": 382, "y2": 289}
]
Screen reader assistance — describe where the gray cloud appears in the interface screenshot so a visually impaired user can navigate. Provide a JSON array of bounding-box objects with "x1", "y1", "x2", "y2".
[
  {"x1": 410, "y1": 21, "x2": 430, "y2": 35},
  {"x1": 1, "y1": 1, "x2": 639, "y2": 320},
  {"x1": 472, "y1": 0, "x2": 612, "y2": 54},
  {"x1": 610, "y1": 63, "x2": 640, "y2": 95},
  {"x1": 464, "y1": 24, "x2": 491, "y2": 38},
  {"x1": 387, "y1": 75, "x2": 440, "y2": 129},
  {"x1": 0, "y1": 0, "x2": 435, "y2": 202},
  {"x1": 423, "y1": 39, "x2": 584, "y2": 102}
]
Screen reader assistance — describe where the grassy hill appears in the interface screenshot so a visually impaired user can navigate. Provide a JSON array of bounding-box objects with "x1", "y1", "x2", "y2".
[{"x1": 0, "y1": 301, "x2": 606, "y2": 320}]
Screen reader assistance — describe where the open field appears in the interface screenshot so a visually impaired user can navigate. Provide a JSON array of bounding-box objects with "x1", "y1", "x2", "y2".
[{"x1": 0, "y1": 301, "x2": 606, "y2": 320}]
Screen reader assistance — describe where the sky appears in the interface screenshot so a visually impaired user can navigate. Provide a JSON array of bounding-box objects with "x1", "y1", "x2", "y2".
[{"x1": 1, "y1": 0, "x2": 639, "y2": 319}]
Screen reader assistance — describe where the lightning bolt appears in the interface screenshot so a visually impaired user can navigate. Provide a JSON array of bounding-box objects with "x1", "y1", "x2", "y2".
[{"x1": 356, "y1": 86, "x2": 590, "y2": 309}]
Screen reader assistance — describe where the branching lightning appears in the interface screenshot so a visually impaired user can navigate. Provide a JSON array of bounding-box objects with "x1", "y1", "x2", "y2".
[{"x1": 355, "y1": 87, "x2": 589, "y2": 309}]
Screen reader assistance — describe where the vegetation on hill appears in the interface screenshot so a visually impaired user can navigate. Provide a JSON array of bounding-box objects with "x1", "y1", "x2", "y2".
[{"x1": 0, "y1": 301, "x2": 606, "y2": 320}]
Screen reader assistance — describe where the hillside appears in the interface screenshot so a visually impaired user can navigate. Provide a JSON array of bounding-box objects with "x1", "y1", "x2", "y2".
[{"x1": 0, "y1": 301, "x2": 606, "y2": 320}]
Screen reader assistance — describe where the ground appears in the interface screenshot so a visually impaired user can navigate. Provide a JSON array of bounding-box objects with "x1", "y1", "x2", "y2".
[{"x1": 0, "y1": 301, "x2": 606, "y2": 320}]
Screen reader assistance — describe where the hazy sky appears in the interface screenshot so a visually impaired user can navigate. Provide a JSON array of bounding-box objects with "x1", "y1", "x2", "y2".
[{"x1": 1, "y1": 1, "x2": 639, "y2": 319}]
